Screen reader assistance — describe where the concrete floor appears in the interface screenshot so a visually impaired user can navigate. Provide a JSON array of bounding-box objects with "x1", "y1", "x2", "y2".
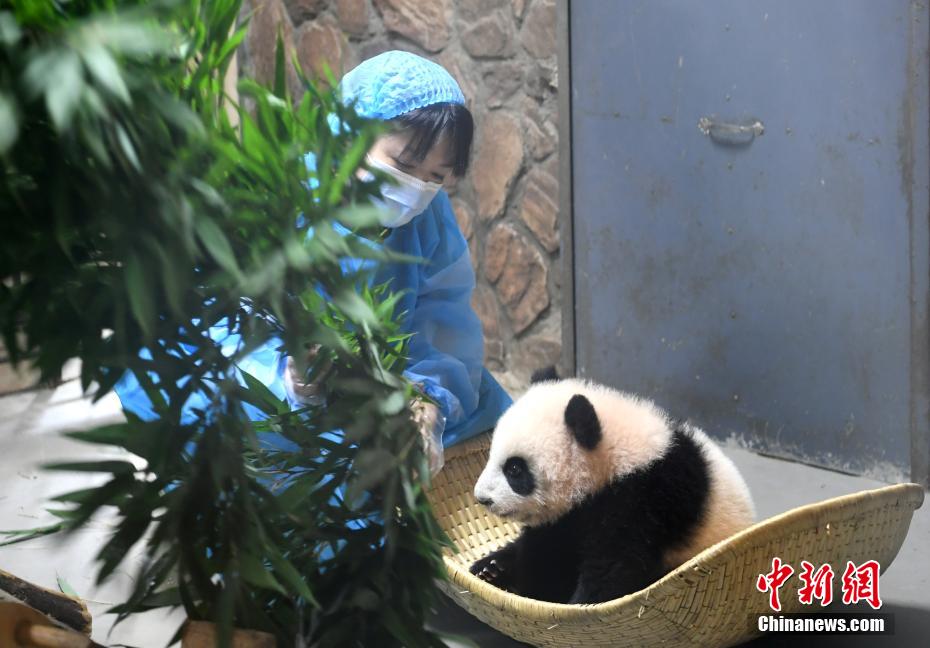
[{"x1": 1, "y1": 373, "x2": 927, "y2": 647}]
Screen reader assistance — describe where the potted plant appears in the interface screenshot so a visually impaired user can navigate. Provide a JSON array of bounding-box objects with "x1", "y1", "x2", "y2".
[{"x1": 0, "y1": 1, "x2": 449, "y2": 645}]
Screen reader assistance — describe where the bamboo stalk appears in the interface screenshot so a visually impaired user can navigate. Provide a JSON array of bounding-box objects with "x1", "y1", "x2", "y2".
[{"x1": 0, "y1": 571, "x2": 91, "y2": 636}]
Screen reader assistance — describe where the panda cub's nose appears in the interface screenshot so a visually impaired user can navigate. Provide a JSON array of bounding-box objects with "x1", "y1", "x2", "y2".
[{"x1": 477, "y1": 496, "x2": 493, "y2": 507}]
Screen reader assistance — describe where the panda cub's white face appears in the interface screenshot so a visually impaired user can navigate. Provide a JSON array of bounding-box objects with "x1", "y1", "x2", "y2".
[
  {"x1": 474, "y1": 380, "x2": 614, "y2": 526},
  {"x1": 472, "y1": 400, "x2": 557, "y2": 524}
]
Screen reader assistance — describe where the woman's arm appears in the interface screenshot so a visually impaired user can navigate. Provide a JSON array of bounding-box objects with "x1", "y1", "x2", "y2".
[{"x1": 394, "y1": 192, "x2": 484, "y2": 435}]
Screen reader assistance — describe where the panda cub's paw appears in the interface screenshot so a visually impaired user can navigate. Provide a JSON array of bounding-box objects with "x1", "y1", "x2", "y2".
[{"x1": 470, "y1": 550, "x2": 514, "y2": 589}]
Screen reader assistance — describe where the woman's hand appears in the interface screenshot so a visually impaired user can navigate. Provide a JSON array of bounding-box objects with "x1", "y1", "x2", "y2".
[
  {"x1": 284, "y1": 345, "x2": 332, "y2": 406},
  {"x1": 410, "y1": 397, "x2": 444, "y2": 476}
]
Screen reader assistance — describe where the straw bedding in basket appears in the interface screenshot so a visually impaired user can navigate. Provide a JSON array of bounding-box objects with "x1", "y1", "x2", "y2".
[{"x1": 426, "y1": 432, "x2": 925, "y2": 648}]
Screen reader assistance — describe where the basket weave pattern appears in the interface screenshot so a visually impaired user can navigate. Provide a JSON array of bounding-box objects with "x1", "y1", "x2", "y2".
[{"x1": 426, "y1": 433, "x2": 925, "y2": 648}]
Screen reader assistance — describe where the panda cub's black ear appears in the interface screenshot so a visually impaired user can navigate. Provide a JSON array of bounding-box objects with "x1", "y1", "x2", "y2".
[
  {"x1": 564, "y1": 394, "x2": 602, "y2": 450},
  {"x1": 530, "y1": 365, "x2": 560, "y2": 384}
]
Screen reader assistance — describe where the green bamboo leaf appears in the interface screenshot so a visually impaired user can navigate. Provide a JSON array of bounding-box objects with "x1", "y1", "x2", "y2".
[
  {"x1": 239, "y1": 552, "x2": 285, "y2": 593},
  {"x1": 110, "y1": 548, "x2": 180, "y2": 626},
  {"x1": 141, "y1": 587, "x2": 182, "y2": 608},
  {"x1": 151, "y1": 242, "x2": 185, "y2": 315},
  {"x1": 266, "y1": 546, "x2": 319, "y2": 607},
  {"x1": 80, "y1": 44, "x2": 130, "y2": 104},
  {"x1": 379, "y1": 391, "x2": 406, "y2": 416},
  {"x1": 37, "y1": 51, "x2": 83, "y2": 131},
  {"x1": 150, "y1": 91, "x2": 203, "y2": 135},
  {"x1": 273, "y1": 476, "x2": 318, "y2": 512},
  {"x1": 96, "y1": 512, "x2": 152, "y2": 584},
  {"x1": 329, "y1": 133, "x2": 372, "y2": 206},
  {"x1": 273, "y1": 29, "x2": 287, "y2": 100},
  {"x1": 125, "y1": 255, "x2": 155, "y2": 337},
  {"x1": 91, "y1": 17, "x2": 169, "y2": 56},
  {"x1": 189, "y1": 178, "x2": 225, "y2": 209},
  {"x1": 46, "y1": 476, "x2": 133, "y2": 528},
  {"x1": 195, "y1": 216, "x2": 240, "y2": 275},
  {"x1": 0, "y1": 92, "x2": 18, "y2": 154},
  {"x1": 51, "y1": 487, "x2": 112, "y2": 505},
  {"x1": 334, "y1": 204, "x2": 382, "y2": 230},
  {"x1": 332, "y1": 290, "x2": 377, "y2": 327},
  {"x1": 82, "y1": 126, "x2": 111, "y2": 167},
  {"x1": 108, "y1": 585, "x2": 181, "y2": 614},
  {"x1": 91, "y1": 364, "x2": 128, "y2": 403},
  {"x1": 56, "y1": 573, "x2": 78, "y2": 598},
  {"x1": 238, "y1": 368, "x2": 288, "y2": 416},
  {"x1": 345, "y1": 448, "x2": 395, "y2": 505},
  {"x1": 115, "y1": 124, "x2": 141, "y2": 171},
  {"x1": 0, "y1": 11, "x2": 21, "y2": 46},
  {"x1": 216, "y1": 26, "x2": 248, "y2": 70},
  {"x1": 43, "y1": 460, "x2": 138, "y2": 474},
  {"x1": 0, "y1": 523, "x2": 64, "y2": 547},
  {"x1": 64, "y1": 422, "x2": 132, "y2": 447}
]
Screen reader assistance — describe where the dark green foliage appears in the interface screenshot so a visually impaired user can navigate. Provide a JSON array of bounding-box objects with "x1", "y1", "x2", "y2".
[{"x1": 0, "y1": 1, "x2": 450, "y2": 645}]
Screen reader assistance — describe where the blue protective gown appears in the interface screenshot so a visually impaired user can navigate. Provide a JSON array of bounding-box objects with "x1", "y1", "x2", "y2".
[{"x1": 371, "y1": 190, "x2": 512, "y2": 446}]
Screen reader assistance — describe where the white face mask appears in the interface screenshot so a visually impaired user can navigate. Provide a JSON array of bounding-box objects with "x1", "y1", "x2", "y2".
[{"x1": 364, "y1": 155, "x2": 442, "y2": 228}]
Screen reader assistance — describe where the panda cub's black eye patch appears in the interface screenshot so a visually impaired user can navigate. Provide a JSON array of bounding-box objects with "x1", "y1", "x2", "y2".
[{"x1": 503, "y1": 456, "x2": 535, "y2": 496}]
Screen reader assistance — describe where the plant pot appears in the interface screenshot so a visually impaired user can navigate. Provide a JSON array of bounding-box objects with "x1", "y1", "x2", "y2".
[{"x1": 181, "y1": 621, "x2": 276, "y2": 648}]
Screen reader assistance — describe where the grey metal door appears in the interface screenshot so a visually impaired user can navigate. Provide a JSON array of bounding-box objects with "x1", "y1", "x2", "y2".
[{"x1": 563, "y1": 0, "x2": 930, "y2": 484}]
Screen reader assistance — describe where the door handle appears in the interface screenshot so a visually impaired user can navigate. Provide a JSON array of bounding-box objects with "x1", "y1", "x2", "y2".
[{"x1": 698, "y1": 116, "x2": 765, "y2": 146}]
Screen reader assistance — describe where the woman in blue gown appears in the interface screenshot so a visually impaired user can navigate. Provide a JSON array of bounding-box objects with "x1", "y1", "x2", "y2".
[{"x1": 114, "y1": 50, "x2": 512, "y2": 473}]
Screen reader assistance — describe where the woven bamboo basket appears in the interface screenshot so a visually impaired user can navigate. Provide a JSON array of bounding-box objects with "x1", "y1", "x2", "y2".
[{"x1": 426, "y1": 432, "x2": 925, "y2": 648}]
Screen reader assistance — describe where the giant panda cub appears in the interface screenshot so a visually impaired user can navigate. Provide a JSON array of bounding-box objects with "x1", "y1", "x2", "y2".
[{"x1": 470, "y1": 370, "x2": 755, "y2": 604}]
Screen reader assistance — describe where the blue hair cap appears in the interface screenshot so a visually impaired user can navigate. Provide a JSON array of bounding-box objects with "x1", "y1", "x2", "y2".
[{"x1": 338, "y1": 50, "x2": 465, "y2": 121}]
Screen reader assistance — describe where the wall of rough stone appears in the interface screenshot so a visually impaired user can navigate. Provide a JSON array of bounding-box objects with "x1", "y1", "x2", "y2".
[{"x1": 239, "y1": 0, "x2": 560, "y2": 392}]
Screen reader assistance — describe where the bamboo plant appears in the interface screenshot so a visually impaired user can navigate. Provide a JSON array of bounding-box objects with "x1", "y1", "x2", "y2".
[{"x1": 0, "y1": 1, "x2": 450, "y2": 645}]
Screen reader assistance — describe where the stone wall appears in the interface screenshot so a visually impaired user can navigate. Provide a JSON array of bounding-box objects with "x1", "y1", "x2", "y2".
[{"x1": 239, "y1": 0, "x2": 561, "y2": 393}]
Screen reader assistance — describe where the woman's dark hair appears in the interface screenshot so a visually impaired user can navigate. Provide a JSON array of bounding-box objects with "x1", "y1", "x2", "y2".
[{"x1": 391, "y1": 102, "x2": 474, "y2": 177}]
